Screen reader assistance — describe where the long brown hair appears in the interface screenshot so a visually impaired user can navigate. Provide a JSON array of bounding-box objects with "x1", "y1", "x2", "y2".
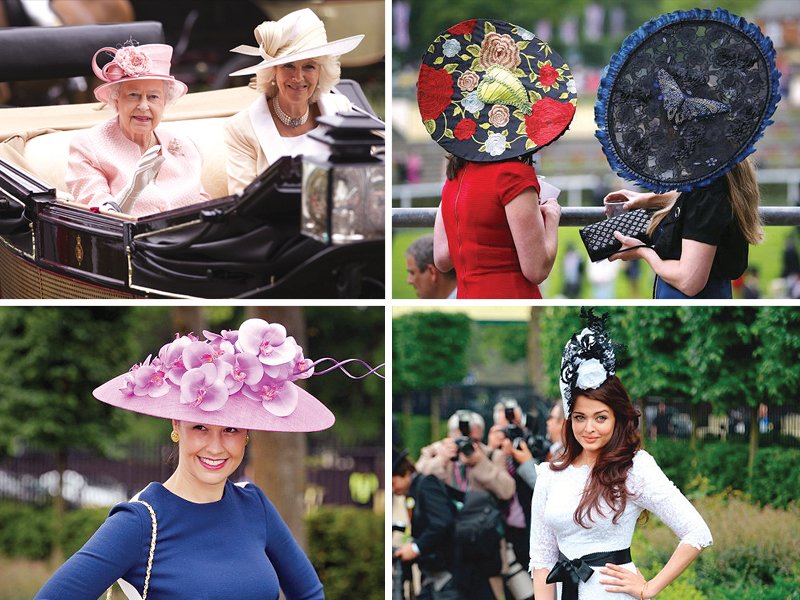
[
  {"x1": 551, "y1": 376, "x2": 641, "y2": 528},
  {"x1": 647, "y1": 157, "x2": 763, "y2": 244}
]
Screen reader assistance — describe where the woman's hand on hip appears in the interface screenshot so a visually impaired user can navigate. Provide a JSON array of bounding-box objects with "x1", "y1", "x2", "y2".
[{"x1": 598, "y1": 563, "x2": 648, "y2": 597}]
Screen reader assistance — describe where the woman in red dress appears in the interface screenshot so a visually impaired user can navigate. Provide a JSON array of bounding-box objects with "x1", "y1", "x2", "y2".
[{"x1": 418, "y1": 18, "x2": 577, "y2": 299}]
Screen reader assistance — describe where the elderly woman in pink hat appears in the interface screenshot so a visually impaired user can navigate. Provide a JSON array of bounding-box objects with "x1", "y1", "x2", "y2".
[
  {"x1": 35, "y1": 317, "x2": 380, "y2": 600},
  {"x1": 66, "y1": 43, "x2": 210, "y2": 217},
  {"x1": 223, "y1": 9, "x2": 364, "y2": 196}
]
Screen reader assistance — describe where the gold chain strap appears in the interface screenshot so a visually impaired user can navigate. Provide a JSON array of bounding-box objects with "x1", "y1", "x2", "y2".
[{"x1": 105, "y1": 500, "x2": 157, "y2": 600}]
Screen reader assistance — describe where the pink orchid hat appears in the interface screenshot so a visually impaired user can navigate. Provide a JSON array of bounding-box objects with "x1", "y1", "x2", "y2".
[
  {"x1": 93, "y1": 318, "x2": 383, "y2": 432},
  {"x1": 92, "y1": 43, "x2": 189, "y2": 104}
]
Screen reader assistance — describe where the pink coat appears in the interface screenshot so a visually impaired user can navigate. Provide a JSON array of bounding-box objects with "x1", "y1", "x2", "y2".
[{"x1": 66, "y1": 117, "x2": 210, "y2": 217}]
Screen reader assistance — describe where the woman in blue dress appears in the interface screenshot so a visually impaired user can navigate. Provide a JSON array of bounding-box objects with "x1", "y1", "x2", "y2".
[{"x1": 35, "y1": 317, "x2": 377, "y2": 600}]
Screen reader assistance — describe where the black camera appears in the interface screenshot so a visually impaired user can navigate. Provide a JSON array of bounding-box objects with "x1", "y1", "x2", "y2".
[
  {"x1": 451, "y1": 412, "x2": 475, "y2": 461},
  {"x1": 501, "y1": 404, "x2": 549, "y2": 462}
]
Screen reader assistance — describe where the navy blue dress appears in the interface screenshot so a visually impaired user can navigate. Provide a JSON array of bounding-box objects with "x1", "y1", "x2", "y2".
[{"x1": 35, "y1": 480, "x2": 324, "y2": 600}]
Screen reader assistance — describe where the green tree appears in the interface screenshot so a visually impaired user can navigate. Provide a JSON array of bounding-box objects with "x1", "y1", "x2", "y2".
[
  {"x1": 684, "y1": 307, "x2": 762, "y2": 473},
  {"x1": 393, "y1": 312, "x2": 471, "y2": 442},
  {"x1": 0, "y1": 307, "x2": 140, "y2": 561}
]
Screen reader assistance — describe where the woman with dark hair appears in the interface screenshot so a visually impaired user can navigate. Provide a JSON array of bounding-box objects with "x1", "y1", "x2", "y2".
[
  {"x1": 417, "y1": 18, "x2": 577, "y2": 299},
  {"x1": 530, "y1": 311, "x2": 712, "y2": 600}
]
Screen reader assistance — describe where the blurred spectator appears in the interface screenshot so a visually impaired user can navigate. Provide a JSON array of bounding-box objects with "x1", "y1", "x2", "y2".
[
  {"x1": 741, "y1": 267, "x2": 761, "y2": 299},
  {"x1": 561, "y1": 243, "x2": 584, "y2": 298},
  {"x1": 623, "y1": 260, "x2": 641, "y2": 296},
  {"x1": 406, "y1": 235, "x2": 457, "y2": 299},
  {"x1": 758, "y1": 403, "x2": 772, "y2": 434},
  {"x1": 545, "y1": 402, "x2": 566, "y2": 460},
  {"x1": 392, "y1": 449, "x2": 460, "y2": 600},
  {"x1": 588, "y1": 259, "x2": 619, "y2": 299},
  {"x1": 406, "y1": 152, "x2": 423, "y2": 184},
  {"x1": 650, "y1": 401, "x2": 673, "y2": 440},
  {"x1": 417, "y1": 410, "x2": 514, "y2": 600},
  {"x1": 782, "y1": 236, "x2": 800, "y2": 298}
]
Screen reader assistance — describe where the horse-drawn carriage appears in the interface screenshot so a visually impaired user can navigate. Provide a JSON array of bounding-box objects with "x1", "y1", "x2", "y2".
[{"x1": 0, "y1": 21, "x2": 385, "y2": 298}]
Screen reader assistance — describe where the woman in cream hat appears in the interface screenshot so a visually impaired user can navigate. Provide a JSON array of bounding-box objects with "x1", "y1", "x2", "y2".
[
  {"x1": 67, "y1": 43, "x2": 210, "y2": 217},
  {"x1": 223, "y1": 8, "x2": 363, "y2": 196},
  {"x1": 35, "y1": 317, "x2": 382, "y2": 599}
]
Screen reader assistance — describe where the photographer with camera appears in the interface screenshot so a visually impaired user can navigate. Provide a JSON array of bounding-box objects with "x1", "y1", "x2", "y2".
[
  {"x1": 490, "y1": 400, "x2": 550, "y2": 600},
  {"x1": 416, "y1": 411, "x2": 515, "y2": 501},
  {"x1": 417, "y1": 410, "x2": 515, "y2": 600},
  {"x1": 393, "y1": 449, "x2": 460, "y2": 600}
]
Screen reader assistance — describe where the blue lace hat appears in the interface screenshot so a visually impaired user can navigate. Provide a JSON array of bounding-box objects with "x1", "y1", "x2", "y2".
[
  {"x1": 417, "y1": 18, "x2": 577, "y2": 162},
  {"x1": 595, "y1": 8, "x2": 781, "y2": 193}
]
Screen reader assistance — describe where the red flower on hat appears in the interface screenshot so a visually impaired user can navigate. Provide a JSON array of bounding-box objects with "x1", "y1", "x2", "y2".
[
  {"x1": 454, "y1": 118, "x2": 477, "y2": 140},
  {"x1": 525, "y1": 97, "x2": 576, "y2": 146},
  {"x1": 417, "y1": 64, "x2": 454, "y2": 121},
  {"x1": 539, "y1": 64, "x2": 558, "y2": 88},
  {"x1": 448, "y1": 20, "x2": 477, "y2": 36}
]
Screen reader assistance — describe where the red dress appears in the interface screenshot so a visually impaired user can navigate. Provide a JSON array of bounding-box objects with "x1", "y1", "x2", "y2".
[{"x1": 441, "y1": 161, "x2": 542, "y2": 298}]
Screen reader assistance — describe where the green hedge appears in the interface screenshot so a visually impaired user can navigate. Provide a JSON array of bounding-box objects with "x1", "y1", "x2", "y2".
[
  {"x1": 0, "y1": 502, "x2": 106, "y2": 561},
  {"x1": 644, "y1": 440, "x2": 800, "y2": 506},
  {"x1": 307, "y1": 506, "x2": 382, "y2": 600}
]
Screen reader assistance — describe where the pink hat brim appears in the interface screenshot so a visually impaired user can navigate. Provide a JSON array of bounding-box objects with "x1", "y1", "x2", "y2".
[
  {"x1": 94, "y1": 76, "x2": 188, "y2": 104},
  {"x1": 94, "y1": 373, "x2": 335, "y2": 432}
]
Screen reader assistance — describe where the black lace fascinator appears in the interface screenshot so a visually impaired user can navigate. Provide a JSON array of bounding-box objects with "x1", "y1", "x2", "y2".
[
  {"x1": 559, "y1": 309, "x2": 622, "y2": 418},
  {"x1": 595, "y1": 8, "x2": 781, "y2": 193}
]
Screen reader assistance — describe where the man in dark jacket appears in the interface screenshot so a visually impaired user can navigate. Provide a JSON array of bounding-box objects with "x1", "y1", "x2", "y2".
[{"x1": 393, "y1": 449, "x2": 460, "y2": 600}]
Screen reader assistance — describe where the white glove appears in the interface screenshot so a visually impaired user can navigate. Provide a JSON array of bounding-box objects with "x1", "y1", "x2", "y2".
[{"x1": 115, "y1": 145, "x2": 164, "y2": 213}]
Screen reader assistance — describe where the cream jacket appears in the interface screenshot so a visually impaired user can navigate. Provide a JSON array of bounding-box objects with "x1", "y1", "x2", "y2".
[{"x1": 223, "y1": 92, "x2": 352, "y2": 196}]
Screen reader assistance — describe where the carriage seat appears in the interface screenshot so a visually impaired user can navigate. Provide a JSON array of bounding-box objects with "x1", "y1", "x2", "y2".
[{"x1": 0, "y1": 86, "x2": 262, "y2": 212}]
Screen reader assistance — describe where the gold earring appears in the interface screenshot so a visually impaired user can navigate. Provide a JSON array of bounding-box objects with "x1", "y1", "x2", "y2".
[
  {"x1": 170, "y1": 430, "x2": 179, "y2": 443},
  {"x1": 245, "y1": 434, "x2": 250, "y2": 445}
]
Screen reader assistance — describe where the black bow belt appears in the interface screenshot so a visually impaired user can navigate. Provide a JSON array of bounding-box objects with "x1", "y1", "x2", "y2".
[{"x1": 545, "y1": 547, "x2": 632, "y2": 600}]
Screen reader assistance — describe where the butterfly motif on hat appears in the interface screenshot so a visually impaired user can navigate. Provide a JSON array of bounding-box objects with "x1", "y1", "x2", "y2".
[{"x1": 657, "y1": 69, "x2": 730, "y2": 125}]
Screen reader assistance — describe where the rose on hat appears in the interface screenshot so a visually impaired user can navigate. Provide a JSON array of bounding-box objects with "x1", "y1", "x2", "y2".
[{"x1": 417, "y1": 18, "x2": 577, "y2": 162}]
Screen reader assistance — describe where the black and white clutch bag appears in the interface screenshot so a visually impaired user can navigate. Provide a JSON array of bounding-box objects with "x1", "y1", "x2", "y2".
[{"x1": 579, "y1": 209, "x2": 653, "y2": 262}]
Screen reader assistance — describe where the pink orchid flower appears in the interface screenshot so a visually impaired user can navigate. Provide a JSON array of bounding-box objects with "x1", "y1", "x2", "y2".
[
  {"x1": 158, "y1": 335, "x2": 194, "y2": 385},
  {"x1": 237, "y1": 318, "x2": 296, "y2": 366},
  {"x1": 242, "y1": 376, "x2": 298, "y2": 417},
  {"x1": 218, "y1": 352, "x2": 264, "y2": 394},
  {"x1": 182, "y1": 340, "x2": 223, "y2": 370},
  {"x1": 179, "y1": 363, "x2": 229, "y2": 411}
]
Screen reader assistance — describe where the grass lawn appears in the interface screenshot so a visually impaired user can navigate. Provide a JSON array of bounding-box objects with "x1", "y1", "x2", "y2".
[
  {"x1": 392, "y1": 225, "x2": 796, "y2": 299},
  {"x1": 0, "y1": 557, "x2": 53, "y2": 600}
]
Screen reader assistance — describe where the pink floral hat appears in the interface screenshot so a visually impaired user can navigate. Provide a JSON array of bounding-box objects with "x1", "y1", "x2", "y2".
[
  {"x1": 92, "y1": 43, "x2": 188, "y2": 104},
  {"x1": 93, "y1": 318, "x2": 383, "y2": 432},
  {"x1": 417, "y1": 19, "x2": 577, "y2": 162}
]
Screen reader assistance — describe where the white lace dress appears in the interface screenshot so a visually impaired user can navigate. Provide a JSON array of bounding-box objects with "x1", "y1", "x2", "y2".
[{"x1": 529, "y1": 449, "x2": 713, "y2": 599}]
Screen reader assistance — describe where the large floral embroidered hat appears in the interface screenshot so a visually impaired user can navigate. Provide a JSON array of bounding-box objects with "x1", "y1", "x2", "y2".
[
  {"x1": 595, "y1": 8, "x2": 781, "y2": 193},
  {"x1": 92, "y1": 43, "x2": 188, "y2": 104},
  {"x1": 559, "y1": 309, "x2": 621, "y2": 418},
  {"x1": 93, "y1": 318, "x2": 383, "y2": 432},
  {"x1": 417, "y1": 18, "x2": 577, "y2": 162}
]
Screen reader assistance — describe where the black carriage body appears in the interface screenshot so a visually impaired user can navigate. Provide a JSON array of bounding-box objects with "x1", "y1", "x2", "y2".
[{"x1": 0, "y1": 157, "x2": 384, "y2": 299}]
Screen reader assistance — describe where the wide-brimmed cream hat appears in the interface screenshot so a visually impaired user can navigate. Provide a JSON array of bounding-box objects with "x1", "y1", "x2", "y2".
[{"x1": 229, "y1": 8, "x2": 363, "y2": 76}]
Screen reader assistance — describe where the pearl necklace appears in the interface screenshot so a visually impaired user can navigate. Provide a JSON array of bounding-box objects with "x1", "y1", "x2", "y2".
[{"x1": 273, "y1": 96, "x2": 309, "y2": 128}]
